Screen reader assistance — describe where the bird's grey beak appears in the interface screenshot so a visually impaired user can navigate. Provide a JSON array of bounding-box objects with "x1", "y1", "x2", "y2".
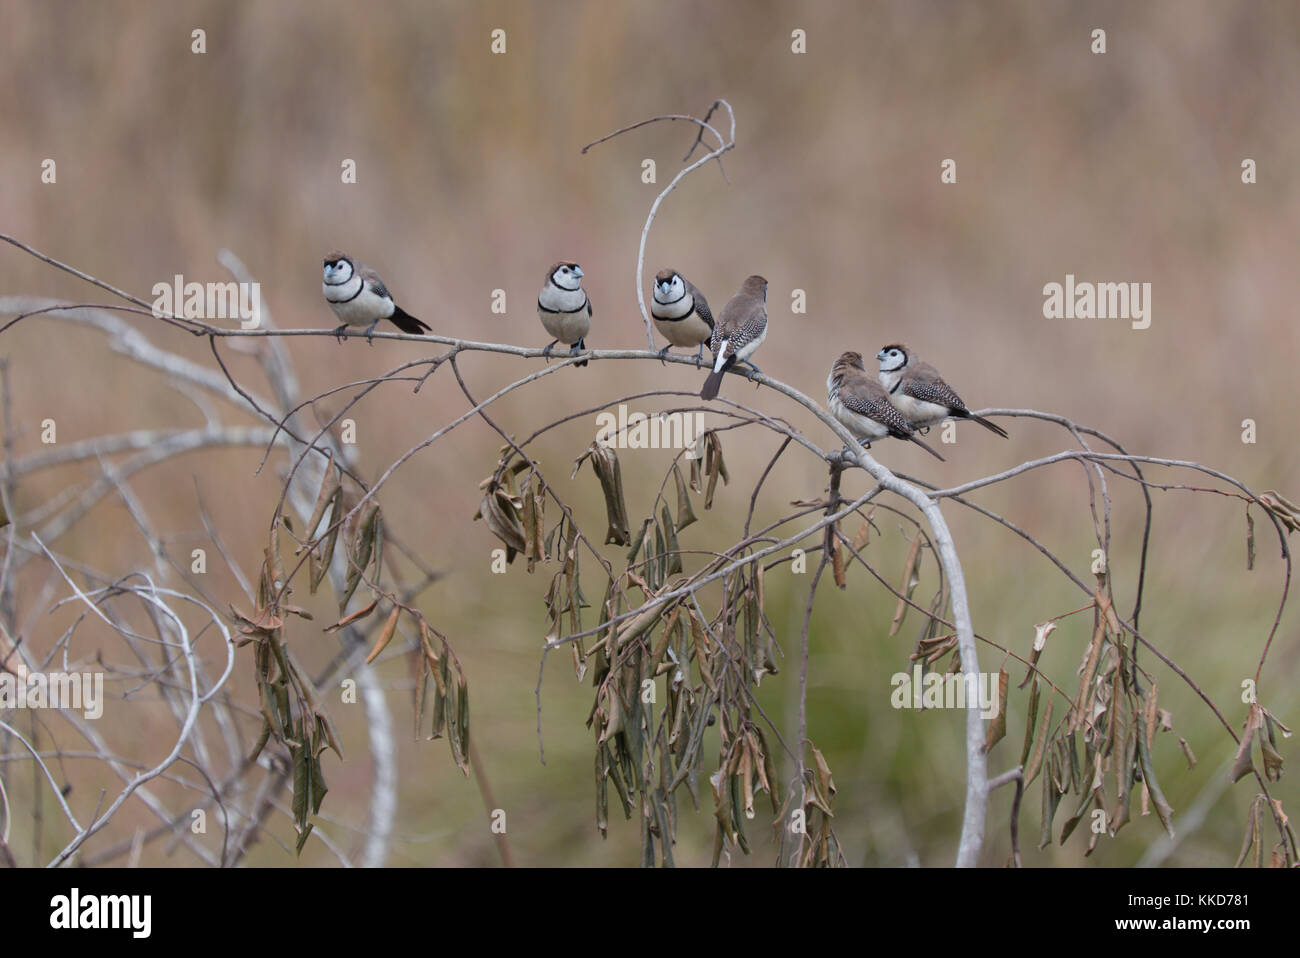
[
  {"x1": 875, "y1": 350, "x2": 887, "y2": 361},
  {"x1": 573, "y1": 266, "x2": 583, "y2": 279}
]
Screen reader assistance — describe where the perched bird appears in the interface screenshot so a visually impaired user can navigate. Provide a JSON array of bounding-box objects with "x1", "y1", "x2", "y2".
[
  {"x1": 701, "y1": 275, "x2": 768, "y2": 400},
  {"x1": 650, "y1": 268, "x2": 714, "y2": 364},
  {"x1": 876, "y1": 344, "x2": 1008, "y2": 438},
  {"x1": 537, "y1": 262, "x2": 591, "y2": 367},
  {"x1": 827, "y1": 351, "x2": 945, "y2": 461},
  {"x1": 321, "y1": 251, "x2": 431, "y2": 344}
]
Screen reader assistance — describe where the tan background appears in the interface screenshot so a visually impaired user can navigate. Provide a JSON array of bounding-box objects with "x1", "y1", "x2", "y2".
[{"x1": 0, "y1": 1, "x2": 1296, "y2": 865}]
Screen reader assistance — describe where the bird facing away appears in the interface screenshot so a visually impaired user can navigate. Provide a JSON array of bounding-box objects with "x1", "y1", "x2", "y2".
[
  {"x1": 827, "y1": 352, "x2": 945, "y2": 461},
  {"x1": 651, "y1": 268, "x2": 714, "y2": 364},
  {"x1": 876, "y1": 344, "x2": 1008, "y2": 438},
  {"x1": 701, "y1": 275, "x2": 768, "y2": 400},
  {"x1": 322, "y1": 251, "x2": 431, "y2": 344},
  {"x1": 537, "y1": 262, "x2": 591, "y2": 367}
]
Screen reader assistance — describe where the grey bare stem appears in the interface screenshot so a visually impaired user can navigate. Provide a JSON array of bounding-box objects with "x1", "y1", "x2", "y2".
[{"x1": 580, "y1": 101, "x2": 735, "y2": 349}]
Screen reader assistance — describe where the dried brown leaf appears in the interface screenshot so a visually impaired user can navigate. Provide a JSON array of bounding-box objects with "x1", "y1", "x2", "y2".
[{"x1": 364, "y1": 606, "x2": 401, "y2": 665}]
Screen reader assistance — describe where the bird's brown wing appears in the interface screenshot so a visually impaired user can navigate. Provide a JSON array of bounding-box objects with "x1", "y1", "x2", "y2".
[
  {"x1": 690, "y1": 284, "x2": 715, "y2": 331},
  {"x1": 358, "y1": 266, "x2": 392, "y2": 302},
  {"x1": 841, "y1": 378, "x2": 914, "y2": 435},
  {"x1": 712, "y1": 301, "x2": 766, "y2": 357},
  {"x1": 902, "y1": 362, "x2": 968, "y2": 413}
]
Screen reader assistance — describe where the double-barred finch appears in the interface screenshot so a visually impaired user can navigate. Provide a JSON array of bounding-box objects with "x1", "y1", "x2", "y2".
[
  {"x1": 701, "y1": 274, "x2": 768, "y2": 400},
  {"x1": 876, "y1": 344, "x2": 1008, "y2": 438},
  {"x1": 827, "y1": 352, "x2": 945, "y2": 461},
  {"x1": 650, "y1": 268, "x2": 714, "y2": 364},
  {"x1": 322, "y1": 251, "x2": 431, "y2": 344},
  {"x1": 537, "y1": 262, "x2": 591, "y2": 367}
]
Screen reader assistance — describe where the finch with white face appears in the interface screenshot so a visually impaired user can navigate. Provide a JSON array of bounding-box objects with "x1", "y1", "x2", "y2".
[
  {"x1": 537, "y1": 262, "x2": 591, "y2": 367},
  {"x1": 650, "y1": 268, "x2": 714, "y2": 365},
  {"x1": 827, "y1": 351, "x2": 945, "y2": 461},
  {"x1": 701, "y1": 275, "x2": 768, "y2": 400},
  {"x1": 875, "y1": 344, "x2": 1008, "y2": 437},
  {"x1": 321, "y1": 251, "x2": 431, "y2": 344}
]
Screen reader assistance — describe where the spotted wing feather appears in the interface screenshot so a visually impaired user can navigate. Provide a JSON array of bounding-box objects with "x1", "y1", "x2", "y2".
[
  {"x1": 691, "y1": 286, "x2": 715, "y2": 331},
  {"x1": 900, "y1": 363, "x2": 967, "y2": 412},
  {"x1": 841, "y1": 382, "x2": 915, "y2": 436}
]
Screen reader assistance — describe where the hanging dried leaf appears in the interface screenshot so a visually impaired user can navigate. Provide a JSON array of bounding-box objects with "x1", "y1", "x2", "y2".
[
  {"x1": 831, "y1": 530, "x2": 846, "y2": 589},
  {"x1": 1023, "y1": 690, "x2": 1055, "y2": 786},
  {"x1": 323, "y1": 595, "x2": 378, "y2": 632},
  {"x1": 291, "y1": 734, "x2": 313, "y2": 854},
  {"x1": 703, "y1": 432, "x2": 728, "y2": 510},
  {"x1": 1038, "y1": 751, "x2": 1065, "y2": 849},
  {"x1": 364, "y1": 606, "x2": 402, "y2": 665},
  {"x1": 687, "y1": 610, "x2": 716, "y2": 692},
  {"x1": 299, "y1": 454, "x2": 339, "y2": 552},
  {"x1": 1259, "y1": 490, "x2": 1300, "y2": 533},
  {"x1": 310, "y1": 486, "x2": 344, "y2": 594},
  {"x1": 573, "y1": 442, "x2": 631, "y2": 545},
  {"x1": 1020, "y1": 620, "x2": 1056, "y2": 689},
  {"x1": 1019, "y1": 677, "x2": 1040, "y2": 766},
  {"x1": 521, "y1": 474, "x2": 539, "y2": 571},
  {"x1": 661, "y1": 504, "x2": 683, "y2": 576},
  {"x1": 1261, "y1": 709, "x2": 1287, "y2": 782},
  {"x1": 672, "y1": 463, "x2": 698, "y2": 531},
  {"x1": 852, "y1": 510, "x2": 873, "y2": 552},
  {"x1": 1134, "y1": 722, "x2": 1175, "y2": 838},
  {"x1": 1070, "y1": 610, "x2": 1108, "y2": 734},
  {"x1": 626, "y1": 516, "x2": 654, "y2": 565},
  {"x1": 1235, "y1": 797, "x2": 1264, "y2": 868},
  {"x1": 983, "y1": 668, "x2": 1009, "y2": 753},
  {"x1": 492, "y1": 488, "x2": 527, "y2": 555},
  {"x1": 339, "y1": 503, "x2": 380, "y2": 612},
  {"x1": 889, "y1": 535, "x2": 923, "y2": 637}
]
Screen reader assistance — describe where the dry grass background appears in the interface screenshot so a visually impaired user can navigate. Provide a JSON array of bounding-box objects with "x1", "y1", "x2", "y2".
[{"x1": 0, "y1": 0, "x2": 1296, "y2": 865}]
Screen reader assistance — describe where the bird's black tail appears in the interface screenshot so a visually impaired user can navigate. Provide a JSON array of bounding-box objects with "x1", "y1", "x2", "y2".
[
  {"x1": 389, "y1": 306, "x2": 431, "y2": 335},
  {"x1": 572, "y1": 340, "x2": 588, "y2": 368},
  {"x1": 969, "y1": 414, "x2": 1009, "y2": 438},
  {"x1": 700, "y1": 357, "x2": 731, "y2": 400}
]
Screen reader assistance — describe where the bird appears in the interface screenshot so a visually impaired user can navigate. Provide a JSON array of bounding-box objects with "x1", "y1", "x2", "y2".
[
  {"x1": 650, "y1": 268, "x2": 714, "y2": 365},
  {"x1": 537, "y1": 262, "x2": 591, "y2": 367},
  {"x1": 827, "y1": 352, "x2": 945, "y2": 461},
  {"x1": 321, "y1": 251, "x2": 431, "y2": 344},
  {"x1": 875, "y1": 344, "x2": 1008, "y2": 438},
  {"x1": 701, "y1": 275, "x2": 768, "y2": 400}
]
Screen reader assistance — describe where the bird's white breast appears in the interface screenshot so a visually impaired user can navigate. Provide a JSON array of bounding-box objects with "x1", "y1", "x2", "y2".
[
  {"x1": 651, "y1": 293, "x2": 692, "y2": 320},
  {"x1": 324, "y1": 277, "x2": 395, "y2": 326},
  {"x1": 538, "y1": 285, "x2": 587, "y2": 313}
]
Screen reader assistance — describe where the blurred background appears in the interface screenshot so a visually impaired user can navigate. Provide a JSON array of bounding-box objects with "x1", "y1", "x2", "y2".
[{"x1": 0, "y1": 0, "x2": 1296, "y2": 866}]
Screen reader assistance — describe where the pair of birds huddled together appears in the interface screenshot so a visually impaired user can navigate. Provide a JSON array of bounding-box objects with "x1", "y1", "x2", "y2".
[
  {"x1": 827, "y1": 347, "x2": 1007, "y2": 462},
  {"x1": 321, "y1": 252, "x2": 1006, "y2": 460}
]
